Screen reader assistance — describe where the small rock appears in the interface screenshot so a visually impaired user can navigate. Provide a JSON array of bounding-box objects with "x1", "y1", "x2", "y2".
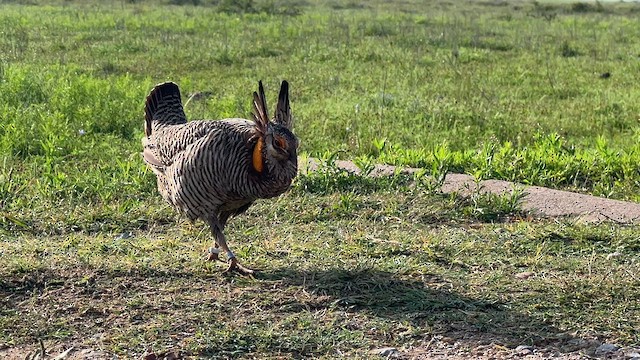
[
  {"x1": 79, "y1": 349, "x2": 110, "y2": 357},
  {"x1": 515, "y1": 345, "x2": 534, "y2": 355},
  {"x1": 595, "y1": 343, "x2": 620, "y2": 356},
  {"x1": 627, "y1": 351, "x2": 640, "y2": 359},
  {"x1": 561, "y1": 338, "x2": 597, "y2": 352},
  {"x1": 515, "y1": 272, "x2": 535, "y2": 280},
  {"x1": 606, "y1": 252, "x2": 622, "y2": 260},
  {"x1": 115, "y1": 232, "x2": 133, "y2": 240},
  {"x1": 371, "y1": 347, "x2": 399, "y2": 357}
]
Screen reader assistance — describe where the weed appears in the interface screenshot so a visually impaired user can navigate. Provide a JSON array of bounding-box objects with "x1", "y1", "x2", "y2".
[
  {"x1": 353, "y1": 155, "x2": 375, "y2": 176},
  {"x1": 560, "y1": 40, "x2": 580, "y2": 58},
  {"x1": 218, "y1": 0, "x2": 255, "y2": 14},
  {"x1": 570, "y1": 1, "x2": 605, "y2": 14},
  {"x1": 464, "y1": 185, "x2": 528, "y2": 222}
]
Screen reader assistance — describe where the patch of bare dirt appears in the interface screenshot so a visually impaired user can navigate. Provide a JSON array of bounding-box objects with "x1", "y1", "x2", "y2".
[
  {"x1": 0, "y1": 343, "x2": 110, "y2": 360},
  {"x1": 4, "y1": 338, "x2": 639, "y2": 359},
  {"x1": 388, "y1": 334, "x2": 640, "y2": 359}
]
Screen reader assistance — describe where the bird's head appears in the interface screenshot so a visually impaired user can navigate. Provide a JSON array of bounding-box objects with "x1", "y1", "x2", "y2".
[
  {"x1": 252, "y1": 80, "x2": 298, "y2": 180},
  {"x1": 264, "y1": 123, "x2": 298, "y2": 177}
]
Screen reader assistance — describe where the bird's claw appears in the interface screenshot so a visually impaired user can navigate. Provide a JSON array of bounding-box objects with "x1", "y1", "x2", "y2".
[
  {"x1": 223, "y1": 258, "x2": 255, "y2": 276},
  {"x1": 206, "y1": 248, "x2": 254, "y2": 275}
]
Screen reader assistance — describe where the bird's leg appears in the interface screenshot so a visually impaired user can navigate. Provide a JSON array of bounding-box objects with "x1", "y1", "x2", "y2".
[
  {"x1": 205, "y1": 243, "x2": 224, "y2": 263},
  {"x1": 205, "y1": 213, "x2": 228, "y2": 263},
  {"x1": 206, "y1": 214, "x2": 254, "y2": 276}
]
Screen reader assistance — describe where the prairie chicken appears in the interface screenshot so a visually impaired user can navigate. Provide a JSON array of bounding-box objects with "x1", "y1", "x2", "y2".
[{"x1": 142, "y1": 80, "x2": 298, "y2": 275}]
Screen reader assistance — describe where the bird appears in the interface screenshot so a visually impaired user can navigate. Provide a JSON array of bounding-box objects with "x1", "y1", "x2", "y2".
[{"x1": 142, "y1": 80, "x2": 298, "y2": 275}]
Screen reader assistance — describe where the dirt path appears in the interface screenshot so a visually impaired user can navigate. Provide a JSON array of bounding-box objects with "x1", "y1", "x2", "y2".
[{"x1": 303, "y1": 158, "x2": 640, "y2": 224}]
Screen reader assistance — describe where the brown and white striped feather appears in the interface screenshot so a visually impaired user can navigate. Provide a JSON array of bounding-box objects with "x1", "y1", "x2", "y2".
[{"x1": 142, "y1": 81, "x2": 296, "y2": 223}]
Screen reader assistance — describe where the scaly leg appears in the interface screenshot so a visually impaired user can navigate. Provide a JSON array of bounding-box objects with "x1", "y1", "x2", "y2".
[
  {"x1": 206, "y1": 213, "x2": 254, "y2": 276},
  {"x1": 205, "y1": 212, "x2": 229, "y2": 262}
]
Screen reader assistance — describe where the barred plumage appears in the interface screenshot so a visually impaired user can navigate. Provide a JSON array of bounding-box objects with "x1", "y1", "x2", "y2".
[{"x1": 142, "y1": 80, "x2": 298, "y2": 274}]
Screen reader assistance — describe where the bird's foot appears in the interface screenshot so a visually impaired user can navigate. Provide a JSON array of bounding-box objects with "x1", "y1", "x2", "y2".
[
  {"x1": 223, "y1": 257, "x2": 255, "y2": 276},
  {"x1": 205, "y1": 247, "x2": 226, "y2": 263}
]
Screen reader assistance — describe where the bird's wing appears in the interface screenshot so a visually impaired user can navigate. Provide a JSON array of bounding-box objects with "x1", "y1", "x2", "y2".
[
  {"x1": 142, "y1": 121, "x2": 213, "y2": 171},
  {"x1": 143, "y1": 120, "x2": 256, "y2": 170}
]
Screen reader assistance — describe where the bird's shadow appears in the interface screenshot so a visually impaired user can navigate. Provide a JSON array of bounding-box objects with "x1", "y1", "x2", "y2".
[
  {"x1": 255, "y1": 266, "x2": 578, "y2": 352},
  {"x1": 2, "y1": 264, "x2": 587, "y2": 356}
]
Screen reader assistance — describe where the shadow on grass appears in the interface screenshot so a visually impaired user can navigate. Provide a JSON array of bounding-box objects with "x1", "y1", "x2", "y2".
[
  {"x1": 257, "y1": 267, "x2": 575, "y2": 351},
  {"x1": 1, "y1": 265, "x2": 582, "y2": 357}
]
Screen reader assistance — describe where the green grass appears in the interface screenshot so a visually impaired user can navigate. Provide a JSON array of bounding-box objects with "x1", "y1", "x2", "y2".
[
  {"x1": 2, "y1": 181, "x2": 640, "y2": 356},
  {"x1": 2, "y1": 0, "x2": 640, "y2": 201},
  {"x1": 1, "y1": 0, "x2": 640, "y2": 357}
]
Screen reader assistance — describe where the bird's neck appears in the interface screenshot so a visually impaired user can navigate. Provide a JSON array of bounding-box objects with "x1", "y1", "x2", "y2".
[{"x1": 252, "y1": 137, "x2": 264, "y2": 174}]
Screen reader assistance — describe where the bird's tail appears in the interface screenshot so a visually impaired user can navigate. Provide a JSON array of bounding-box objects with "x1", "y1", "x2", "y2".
[{"x1": 144, "y1": 82, "x2": 187, "y2": 137}]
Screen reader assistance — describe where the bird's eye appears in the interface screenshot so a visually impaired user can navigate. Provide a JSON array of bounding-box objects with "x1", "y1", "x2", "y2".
[{"x1": 275, "y1": 136, "x2": 286, "y2": 149}]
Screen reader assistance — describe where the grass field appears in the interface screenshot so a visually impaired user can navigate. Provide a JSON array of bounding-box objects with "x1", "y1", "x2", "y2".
[{"x1": 1, "y1": 0, "x2": 640, "y2": 358}]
